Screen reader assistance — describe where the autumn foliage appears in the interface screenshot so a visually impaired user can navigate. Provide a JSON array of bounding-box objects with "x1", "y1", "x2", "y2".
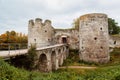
[{"x1": 0, "y1": 31, "x2": 28, "y2": 50}]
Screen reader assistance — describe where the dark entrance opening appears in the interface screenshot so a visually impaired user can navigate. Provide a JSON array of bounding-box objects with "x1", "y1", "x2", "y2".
[
  {"x1": 39, "y1": 54, "x2": 47, "y2": 72},
  {"x1": 62, "y1": 37, "x2": 67, "y2": 43},
  {"x1": 114, "y1": 41, "x2": 116, "y2": 44}
]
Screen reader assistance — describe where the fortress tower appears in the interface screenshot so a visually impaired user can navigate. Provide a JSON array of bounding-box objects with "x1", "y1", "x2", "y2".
[
  {"x1": 28, "y1": 18, "x2": 55, "y2": 48},
  {"x1": 79, "y1": 13, "x2": 110, "y2": 63}
]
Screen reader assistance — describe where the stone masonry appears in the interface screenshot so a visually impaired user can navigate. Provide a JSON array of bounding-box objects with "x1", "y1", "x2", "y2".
[
  {"x1": 28, "y1": 18, "x2": 55, "y2": 48},
  {"x1": 79, "y1": 13, "x2": 110, "y2": 63}
]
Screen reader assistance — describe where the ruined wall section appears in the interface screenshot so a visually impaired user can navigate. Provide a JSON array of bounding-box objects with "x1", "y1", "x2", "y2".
[
  {"x1": 79, "y1": 13, "x2": 110, "y2": 63},
  {"x1": 109, "y1": 35, "x2": 120, "y2": 48},
  {"x1": 55, "y1": 29, "x2": 79, "y2": 49},
  {"x1": 28, "y1": 18, "x2": 55, "y2": 48}
]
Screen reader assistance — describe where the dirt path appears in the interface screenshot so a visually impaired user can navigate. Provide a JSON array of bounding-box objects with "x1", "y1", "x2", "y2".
[{"x1": 60, "y1": 66, "x2": 97, "y2": 69}]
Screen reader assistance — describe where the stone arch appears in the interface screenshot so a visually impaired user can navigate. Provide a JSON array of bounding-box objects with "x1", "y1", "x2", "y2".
[
  {"x1": 61, "y1": 35, "x2": 70, "y2": 44},
  {"x1": 61, "y1": 36, "x2": 67, "y2": 43},
  {"x1": 51, "y1": 51, "x2": 56, "y2": 70},
  {"x1": 55, "y1": 33, "x2": 70, "y2": 44},
  {"x1": 39, "y1": 53, "x2": 47, "y2": 72}
]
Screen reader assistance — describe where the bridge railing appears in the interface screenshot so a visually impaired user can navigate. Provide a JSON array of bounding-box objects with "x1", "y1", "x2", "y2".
[
  {"x1": 28, "y1": 42, "x2": 61, "y2": 48},
  {"x1": 0, "y1": 43, "x2": 28, "y2": 59},
  {"x1": 0, "y1": 43, "x2": 68, "y2": 59}
]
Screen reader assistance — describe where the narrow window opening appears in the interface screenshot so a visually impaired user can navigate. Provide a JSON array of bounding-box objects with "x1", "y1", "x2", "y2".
[
  {"x1": 94, "y1": 37, "x2": 97, "y2": 40},
  {"x1": 82, "y1": 47, "x2": 84, "y2": 49},
  {"x1": 45, "y1": 30, "x2": 47, "y2": 32},
  {"x1": 62, "y1": 37, "x2": 67, "y2": 43},
  {"x1": 91, "y1": 18, "x2": 95, "y2": 21},
  {"x1": 100, "y1": 28, "x2": 102, "y2": 30},
  {"x1": 101, "y1": 46, "x2": 103, "y2": 49},
  {"x1": 48, "y1": 39, "x2": 50, "y2": 41},
  {"x1": 114, "y1": 41, "x2": 116, "y2": 44}
]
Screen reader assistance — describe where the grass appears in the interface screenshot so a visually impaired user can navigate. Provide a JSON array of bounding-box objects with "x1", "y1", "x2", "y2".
[
  {"x1": 0, "y1": 59, "x2": 29, "y2": 80},
  {"x1": 1, "y1": 58, "x2": 120, "y2": 80}
]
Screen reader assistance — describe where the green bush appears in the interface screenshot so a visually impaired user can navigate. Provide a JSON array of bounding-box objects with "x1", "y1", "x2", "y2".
[
  {"x1": 114, "y1": 75, "x2": 120, "y2": 80},
  {"x1": 7, "y1": 45, "x2": 37, "y2": 70},
  {"x1": 26, "y1": 45, "x2": 37, "y2": 70},
  {"x1": 0, "y1": 59, "x2": 29, "y2": 80}
]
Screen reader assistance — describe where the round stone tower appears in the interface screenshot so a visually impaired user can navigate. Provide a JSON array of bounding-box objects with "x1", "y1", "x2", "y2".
[
  {"x1": 79, "y1": 13, "x2": 110, "y2": 63},
  {"x1": 28, "y1": 18, "x2": 55, "y2": 48}
]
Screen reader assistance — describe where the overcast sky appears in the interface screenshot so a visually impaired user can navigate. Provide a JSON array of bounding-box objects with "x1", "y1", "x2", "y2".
[{"x1": 0, "y1": 0, "x2": 120, "y2": 34}]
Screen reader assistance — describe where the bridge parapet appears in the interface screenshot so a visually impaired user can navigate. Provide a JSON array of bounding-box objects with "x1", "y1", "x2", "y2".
[
  {"x1": 0, "y1": 43, "x2": 28, "y2": 59},
  {"x1": 0, "y1": 49, "x2": 28, "y2": 59}
]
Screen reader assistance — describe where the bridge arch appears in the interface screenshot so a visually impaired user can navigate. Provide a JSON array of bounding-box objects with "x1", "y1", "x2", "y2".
[{"x1": 39, "y1": 53, "x2": 47, "y2": 72}]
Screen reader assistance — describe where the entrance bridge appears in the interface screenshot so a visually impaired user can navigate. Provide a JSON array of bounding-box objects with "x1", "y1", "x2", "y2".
[{"x1": 0, "y1": 43, "x2": 69, "y2": 72}]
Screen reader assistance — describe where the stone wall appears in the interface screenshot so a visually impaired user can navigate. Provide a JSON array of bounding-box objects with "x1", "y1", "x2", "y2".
[
  {"x1": 109, "y1": 35, "x2": 120, "y2": 48},
  {"x1": 28, "y1": 18, "x2": 55, "y2": 48},
  {"x1": 79, "y1": 13, "x2": 110, "y2": 63},
  {"x1": 55, "y1": 29, "x2": 79, "y2": 49}
]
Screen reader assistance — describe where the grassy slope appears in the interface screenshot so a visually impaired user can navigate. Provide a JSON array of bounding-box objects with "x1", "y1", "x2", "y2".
[{"x1": 0, "y1": 48, "x2": 120, "y2": 80}]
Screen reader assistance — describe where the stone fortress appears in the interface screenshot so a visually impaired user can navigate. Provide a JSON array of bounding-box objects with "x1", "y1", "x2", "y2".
[{"x1": 28, "y1": 13, "x2": 120, "y2": 72}]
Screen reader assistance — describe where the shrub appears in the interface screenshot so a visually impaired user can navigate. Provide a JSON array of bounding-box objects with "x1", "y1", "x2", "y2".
[{"x1": 26, "y1": 45, "x2": 37, "y2": 70}]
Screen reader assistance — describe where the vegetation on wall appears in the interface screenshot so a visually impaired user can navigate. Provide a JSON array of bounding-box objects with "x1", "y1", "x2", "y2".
[
  {"x1": 72, "y1": 18, "x2": 79, "y2": 30},
  {"x1": 26, "y1": 45, "x2": 37, "y2": 70},
  {"x1": 63, "y1": 49, "x2": 80, "y2": 66}
]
